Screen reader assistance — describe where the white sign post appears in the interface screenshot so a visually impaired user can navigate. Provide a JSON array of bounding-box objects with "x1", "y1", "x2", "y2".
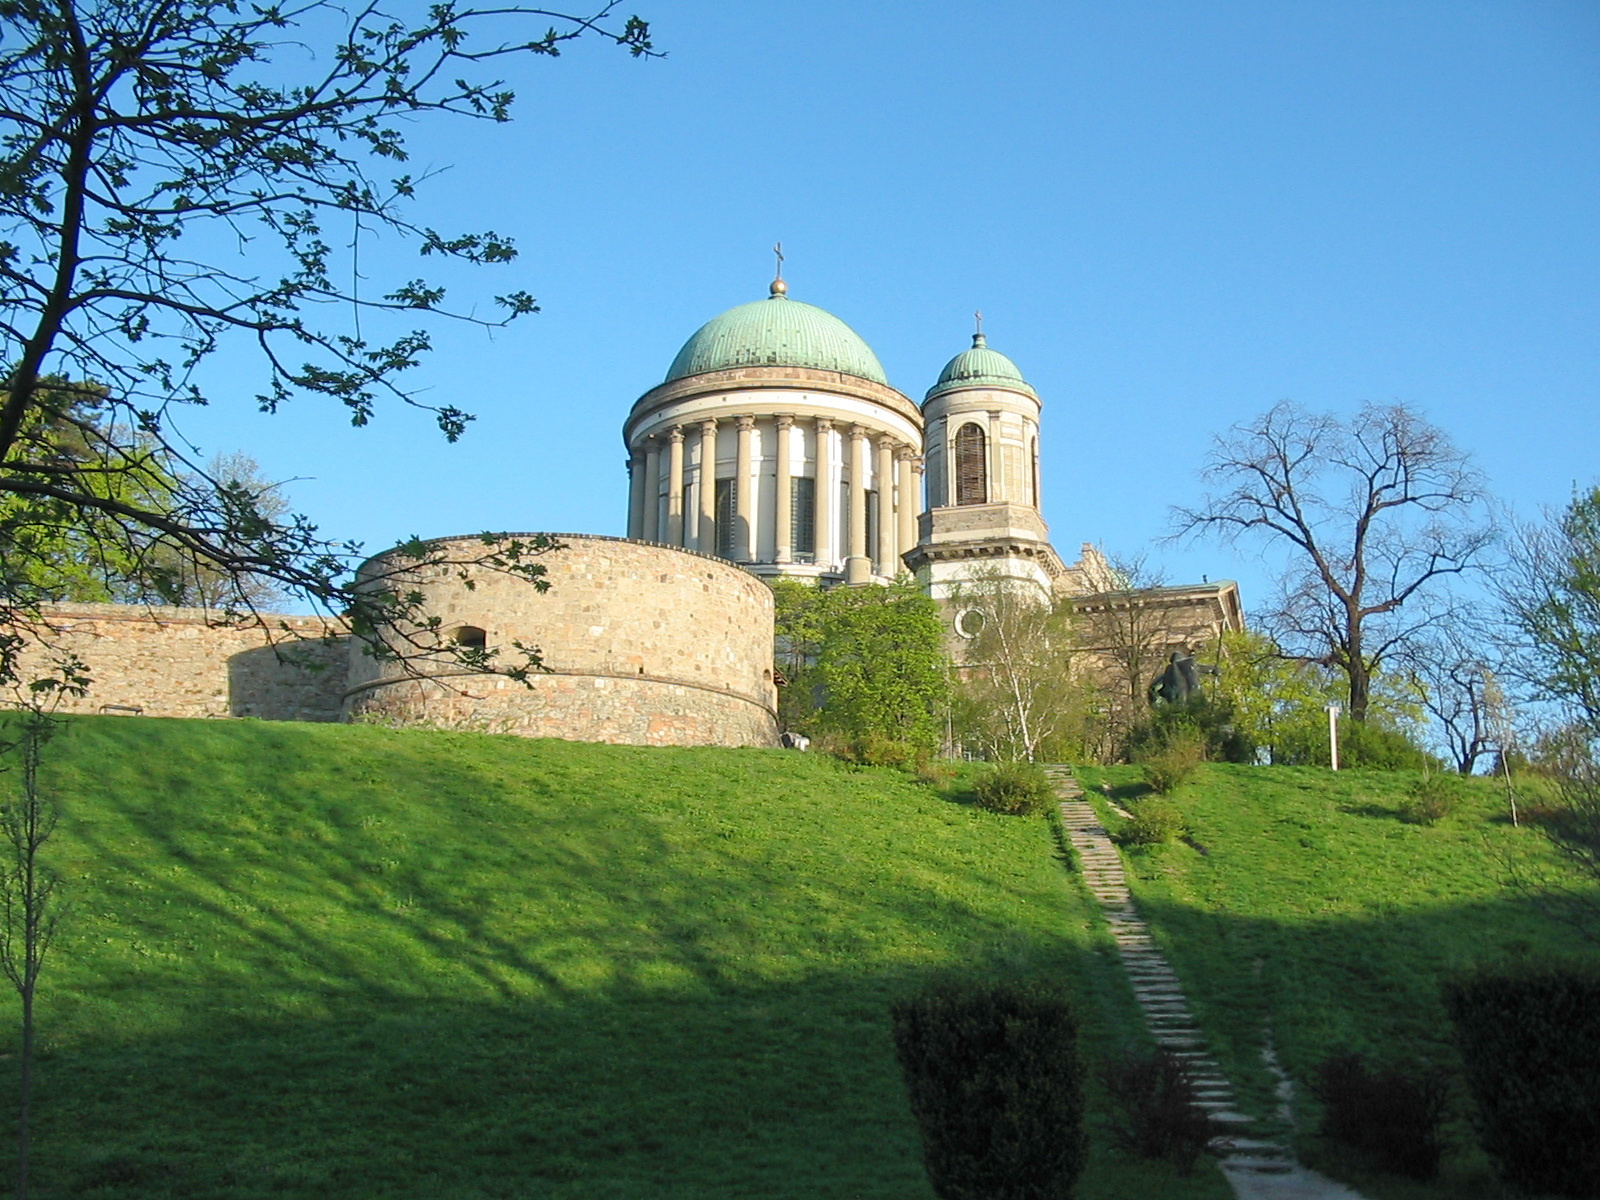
[{"x1": 1327, "y1": 703, "x2": 1342, "y2": 771}]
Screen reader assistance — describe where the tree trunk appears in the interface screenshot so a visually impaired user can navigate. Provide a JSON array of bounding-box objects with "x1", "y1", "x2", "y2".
[{"x1": 17, "y1": 983, "x2": 31, "y2": 1200}]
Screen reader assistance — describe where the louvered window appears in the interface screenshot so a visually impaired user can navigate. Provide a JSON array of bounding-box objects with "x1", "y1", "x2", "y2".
[
  {"x1": 954, "y1": 422, "x2": 987, "y2": 506},
  {"x1": 715, "y1": 477, "x2": 737, "y2": 558},
  {"x1": 791, "y1": 476, "x2": 816, "y2": 560}
]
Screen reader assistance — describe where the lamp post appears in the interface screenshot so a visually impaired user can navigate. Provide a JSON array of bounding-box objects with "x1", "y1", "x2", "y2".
[{"x1": 1327, "y1": 704, "x2": 1342, "y2": 771}]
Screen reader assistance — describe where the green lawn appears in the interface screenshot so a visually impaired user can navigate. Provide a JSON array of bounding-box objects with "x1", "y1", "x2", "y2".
[
  {"x1": 1075, "y1": 762, "x2": 1600, "y2": 1200},
  {"x1": 7, "y1": 717, "x2": 1227, "y2": 1199}
]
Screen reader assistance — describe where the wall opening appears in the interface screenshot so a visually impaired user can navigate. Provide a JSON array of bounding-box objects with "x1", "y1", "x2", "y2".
[
  {"x1": 954, "y1": 422, "x2": 987, "y2": 506},
  {"x1": 715, "y1": 477, "x2": 737, "y2": 559},
  {"x1": 450, "y1": 625, "x2": 488, "y2": 650},
  {"x1": 790, "y1": 475, "x2": 816, "y2": 561}
]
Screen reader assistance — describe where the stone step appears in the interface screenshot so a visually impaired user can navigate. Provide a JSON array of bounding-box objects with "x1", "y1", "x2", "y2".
[
  {"x1": 1225, "y1": 1157, "x2": 1295, "y2": 1175},
  {"x1": 1221, "y1": 1138, "x2": 1288, "y2": 1155}
]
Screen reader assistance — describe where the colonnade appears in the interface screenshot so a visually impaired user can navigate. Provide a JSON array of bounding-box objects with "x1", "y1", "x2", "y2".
[{"x1": 627, "y1": 415, "x2": 924, "y2": 582}]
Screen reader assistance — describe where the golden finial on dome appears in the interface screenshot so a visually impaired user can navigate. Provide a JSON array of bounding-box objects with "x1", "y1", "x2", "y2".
[{"x1": 770, "y1": 241, "x2": 787, "y2": 296}]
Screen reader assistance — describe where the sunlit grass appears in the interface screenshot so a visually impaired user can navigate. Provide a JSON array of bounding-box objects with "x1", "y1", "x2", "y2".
[
  {"x1": 1077, "y1": 761, "x2": 1600, "y2": 1200},
  {"x1": 9, "y1": 717, "x2": 1227, "y2": 1199}
]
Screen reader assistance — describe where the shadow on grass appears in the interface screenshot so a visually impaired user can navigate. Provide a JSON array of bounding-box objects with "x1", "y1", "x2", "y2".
[
  {"x1": 21, "y1": 718, "x2": 1231, "y2": 1200},
  {"x1": 1120, "y1": 889, "x2": 1600, "y2": 1200},
  {"x1": 1338, "y1": 801, "x2": 1406, "y2": 821},
  {"x1": 1105, "y1": 781, "x2": 1155, "y2": 803}
]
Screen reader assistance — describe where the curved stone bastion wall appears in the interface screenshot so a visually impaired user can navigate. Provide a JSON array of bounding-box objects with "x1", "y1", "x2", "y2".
[{"x1": 344, "y1": 534, "x2": 780, "y2": 747}]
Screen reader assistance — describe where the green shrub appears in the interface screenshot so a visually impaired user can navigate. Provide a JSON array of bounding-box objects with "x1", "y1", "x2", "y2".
[
  {"x1": 1099, "y1": 1047, "x2": 1223, "y2": 1175},
  {"x1": 1124, "y1": 697, "x2": 1255, "y2": 764},
  {"x1": 1400, "y1": 774, "x2": 1462, "y2": 825},
  {"x1": 1442, "y1": 966, "x2": 1600, "y2": 1198},
  {"x1": 1139, "y1": 731, "x2": 1205, "y2": 794},
  {"x1": 1114, "y1": 799, "x2": 1186, "y2": 847},
  {"x1": 972, "y1": 762, "x2": 1056, "y2": 817},
  {"x1": 1309, "y1": 1053, "x2": 1449, "y2": 1180},
  {"x1": 890, "y1": 984, "x2": 1087, "y2": 1200},
  {"x1": 1275, "y1": 720, "x2": 1440, "y2": 770},
  {"x1": 915, "y1": 759, "x2": 959, "y2": 790},
  {"x1": 836, "y1": 733, "x2": 923, "y2": 770}
]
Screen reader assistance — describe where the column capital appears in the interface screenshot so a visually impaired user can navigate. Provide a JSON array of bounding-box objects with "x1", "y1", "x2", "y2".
[
  {"x1": 815, "y1": 416, "x2": 834, "y2": 433},
  {"x1": 894, "y1": 444, "x2": 918, "y2": 463},
  {"x1": 736, "y1": 414, "x2": 756, "y2": 431},
  {"x1": 849, "y1": 422, "x2": 869, "y2": 438},
  {"x1": 667, "y1": 425, "x2": 684, "y2": 444},
  {"x1": 699, "y1": 418, "x2": 718, "y2": 434},
  {"x1": 775, "y1": 414, "x2": 794, "y2": 430}
]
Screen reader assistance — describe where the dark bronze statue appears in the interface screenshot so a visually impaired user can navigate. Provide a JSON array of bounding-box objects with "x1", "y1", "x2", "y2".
[{"x1": 1147, "y1": 650, "x2": 1217, "y2": 706}]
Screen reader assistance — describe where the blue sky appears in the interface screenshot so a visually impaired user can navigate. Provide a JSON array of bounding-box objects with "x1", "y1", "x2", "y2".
[{"x1": 180, "y1": 0, "x2": 1600, "y2": 613}]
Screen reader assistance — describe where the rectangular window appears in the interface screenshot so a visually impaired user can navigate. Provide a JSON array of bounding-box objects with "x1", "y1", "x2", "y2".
[
  {"x1": 791, "y1": 476, "x2": 816, "y2": 560},
  {"x1": 715, "y1": 477, "x2": 736, "y2": 559},
  {"x1": 866, "y1": 488, "x2": 880, "y2": 564}
]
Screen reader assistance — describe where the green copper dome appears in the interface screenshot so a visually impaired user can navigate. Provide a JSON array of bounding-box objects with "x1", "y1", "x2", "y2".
[
  {"x1": 926, "y1": 333, "x2": 1038, "y2": 402},
  {"x1": 666, "y1": 287, "x2": 889, "y2": 386}
]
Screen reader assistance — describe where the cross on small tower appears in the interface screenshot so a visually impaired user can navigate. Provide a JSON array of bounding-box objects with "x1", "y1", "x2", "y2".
[
  {"x1": 773, "y1": 242, "x2": 785, "y2": 281},
  {"x1": 974, "y1": 309, "x2": 983, "y2": 336}
]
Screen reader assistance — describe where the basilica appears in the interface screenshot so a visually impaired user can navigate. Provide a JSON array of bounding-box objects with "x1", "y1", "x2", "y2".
[{"x1": 623, "y1": 272, "x2": 1194, "y2": 610}]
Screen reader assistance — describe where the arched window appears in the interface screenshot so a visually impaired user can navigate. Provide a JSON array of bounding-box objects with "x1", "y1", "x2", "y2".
[
  {"x1": 954, "y1": 422, "x2": 987, "y2": 506},
  {"x1": 450, "y1": 625, "x2": 487, "y2": 650}
]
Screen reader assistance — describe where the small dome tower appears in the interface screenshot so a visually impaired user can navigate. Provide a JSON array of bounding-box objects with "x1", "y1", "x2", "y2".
[{"x1": 907, "y1": 326, "x2": 1064, "y2": 603}]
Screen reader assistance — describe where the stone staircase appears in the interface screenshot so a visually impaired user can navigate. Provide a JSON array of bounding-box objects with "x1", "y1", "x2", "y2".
[{"x1": 1043, "y1": 765, "x2": 1295, "y2": 1180}]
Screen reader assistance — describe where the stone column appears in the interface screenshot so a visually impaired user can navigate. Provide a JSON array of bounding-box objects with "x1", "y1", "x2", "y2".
[
  {"x1": 665, "y1": 426, "x2": 685, "y2": 546},
  {"x1": 845, "y1": 424, "x2": 870, "y2": 585},
  {"x1": 641, "y1": 436, "x2": 661, "y2": 541},
  {"x1": 774, "y1": 416, "x2": 794, "y2": 563},
  {"x1": 626, "y1": 447, "x2": 644, "y2": 539},
  {"x1": 697, "y1": 418, "x2": 718, "y2": 554},
  {"x1": 987, "y1": 410, "x2": 1003, "y2": 503},
  {"x1": 814, "y1": 418, "x2": 834, "y2": 571},
  {"x1": 913, "y1": 457, "x2": 927, "y2": 548},
  {"x1": 896, "y1": 447, "x2": 918, "y2": 560},
  {"x1": 735, "y1": 415, "x2": 755, "y2": 561},
  {"x1": 874, "y1": 434, "x2": 895, "y2": 577}
]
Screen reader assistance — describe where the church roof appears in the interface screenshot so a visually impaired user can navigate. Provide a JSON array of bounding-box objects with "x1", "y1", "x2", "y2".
[
  {"x1": 925, "y1": 333, "x2": 1038, "y2": 402},
  {"x1": 665, "y1": 285, "x2": 889, "y2": 386}
]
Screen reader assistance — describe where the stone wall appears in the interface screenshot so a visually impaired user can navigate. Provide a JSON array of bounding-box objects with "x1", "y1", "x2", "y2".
[
  {"x1": 10, "y1": 604, "x2": 347, "y2": 721},
  {"x1": 346, "y1": 534, "x2": 780, "y2": 747}
]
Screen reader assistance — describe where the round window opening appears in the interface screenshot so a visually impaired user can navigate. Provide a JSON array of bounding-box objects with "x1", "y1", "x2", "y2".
[{"x1": 955, "y1": 608, "x2": 987, "y2": 639}]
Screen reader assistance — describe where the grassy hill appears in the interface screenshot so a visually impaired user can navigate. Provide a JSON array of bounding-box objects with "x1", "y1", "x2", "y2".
[
  {"x1": 1077, "y1": 762, "x2": 1600, "y2": 1200},
  {"x1": 6, "y1": 717, "x2": 1224, "y2": 1200}
]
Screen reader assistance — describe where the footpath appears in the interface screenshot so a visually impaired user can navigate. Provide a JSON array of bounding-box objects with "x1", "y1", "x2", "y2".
[{"x1": 1043, "y1": 766, "x2": 1371, "y2": 1200}]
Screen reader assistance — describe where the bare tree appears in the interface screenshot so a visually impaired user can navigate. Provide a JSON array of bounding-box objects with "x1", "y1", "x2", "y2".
[
  {"x1": 948, "y1": 572, "x2": 1096, "y2": 762},
  {"x1": 1072, "y1": 555, "x2": 1173, "y2": 709},
  {"x1": 1175, "y1": 401, "x2": 1492, "y2": 721},
  {"x1": 1401, "y1": 613, "x2": 1496, "y2": 774},
  {"x1": 0, "y1": 704, "x2": 64, "y2": 1200}
]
